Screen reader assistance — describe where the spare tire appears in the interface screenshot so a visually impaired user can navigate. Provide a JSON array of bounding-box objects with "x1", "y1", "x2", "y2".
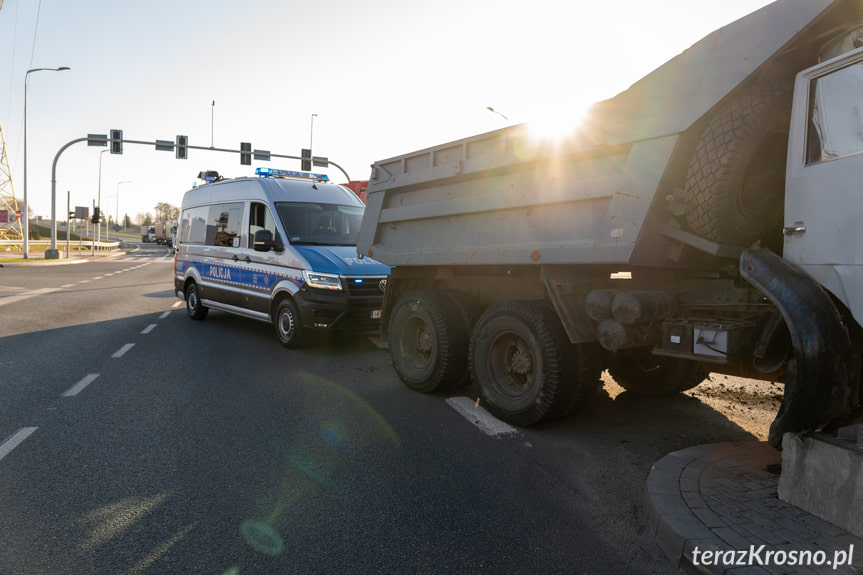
[{"x1": 684, "y1": 84, "x2": 791, "y2": 248}]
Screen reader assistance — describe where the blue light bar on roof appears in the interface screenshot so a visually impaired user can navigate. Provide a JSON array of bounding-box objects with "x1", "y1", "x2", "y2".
[{"x1": 256, "y1": 167, "x2": 329, "y2": 181}]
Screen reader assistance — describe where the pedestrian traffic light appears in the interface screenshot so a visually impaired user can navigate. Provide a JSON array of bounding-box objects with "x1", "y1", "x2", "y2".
[
  {"x1": 110, "y1": 129, "x2": 123, "y2": 154},
  {"x1": 176, "y1": 135, "x2": 188, "y2": 159},
  {"x1": 240, "y1": 142, "x2": 252, "y2": 165},
  {"x1": 91, "y1": 207, "x2": 101, "y2": 224},
  {"x1": 301, "y1": 148, "x2": 311, "y2": 171}
]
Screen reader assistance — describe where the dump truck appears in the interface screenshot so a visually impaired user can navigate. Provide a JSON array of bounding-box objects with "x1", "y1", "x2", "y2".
[{"x1": 357, "y1": 0, "x2": 863, "y2": 448}]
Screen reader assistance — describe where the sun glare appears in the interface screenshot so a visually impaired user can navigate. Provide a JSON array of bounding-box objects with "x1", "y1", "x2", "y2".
[{"x1": 524, "y1": 103, "x2": 591, "y2": 143}]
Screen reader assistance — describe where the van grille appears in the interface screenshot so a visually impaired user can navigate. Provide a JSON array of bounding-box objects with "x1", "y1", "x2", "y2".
[{"x1": 343, "y1": 276, "x2": 387, "y2": 297}]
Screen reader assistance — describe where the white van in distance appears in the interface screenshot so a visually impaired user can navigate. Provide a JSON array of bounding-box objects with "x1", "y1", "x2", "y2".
[{"x1": 174, "y1": 168, "x2": 390, "y2": 347}]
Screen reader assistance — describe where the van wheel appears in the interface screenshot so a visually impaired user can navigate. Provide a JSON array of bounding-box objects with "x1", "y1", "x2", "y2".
[
  {"x1": 185, "y1": 282, "x2": 208, "y2": 320},
  {"x1": 275, "y1": 299, "x2": 305, "y2": 348},
  {"x1": 389, "y1": 290, "x2": 468, "y2": 393}
]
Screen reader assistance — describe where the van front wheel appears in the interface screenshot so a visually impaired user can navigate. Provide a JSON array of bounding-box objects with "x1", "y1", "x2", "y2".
[{"x1": 275, "y1": 299, "x2": 305, "y2": 348}]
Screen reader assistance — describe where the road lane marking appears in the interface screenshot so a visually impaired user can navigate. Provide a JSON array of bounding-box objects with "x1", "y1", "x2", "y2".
[
  {"x1": 112, "y1": 343, "x2": 135, "y2": 358},
  {"x1": 92, "y1": 276, "x2": 104, "y2": 280},
  {"x1": 446, "y1": 397, "x2": 521, "y2": 438},
  {"x1": 159, "y1": 311, "x2": 171, "y2": 319},
  {"x1": 172, "y1": 301, "x2": 183, "y2": 308},
  {"x1": 141, "y1": 324, "x2": 157, "y2": 334},
  {"x1": 61, "y1": 284, "x2": 76, "y2": 288},
  {"x1": 0, "y1": 287, "x2": 62, "y2": 308},
  {"x1": 0, "y1": 427, "x2": 38, "y2": 462},
  {"x1": 63, "y1": 373, "x2": 100, "y2": 397}
]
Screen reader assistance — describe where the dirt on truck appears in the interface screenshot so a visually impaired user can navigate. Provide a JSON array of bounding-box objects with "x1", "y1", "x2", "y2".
[{"x1": 357, "y1": 0, "x2": 863, "y2": 448}]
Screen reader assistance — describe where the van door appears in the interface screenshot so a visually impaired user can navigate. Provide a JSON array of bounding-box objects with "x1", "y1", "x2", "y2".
[
  {"x1": 784, "y1": 46, "x2": 863, "y2": 323},
  {"x1": 199, "y1": 201, "x2": 245, "y2": 308},
  {"x1": 237, "y1": 201, "x2": 282, "y2": 315}
]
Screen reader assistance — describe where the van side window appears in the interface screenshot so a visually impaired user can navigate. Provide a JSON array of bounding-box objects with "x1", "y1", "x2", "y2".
[
  {"x1": 180, "y1": 206, "x2": 208, "y2": 244},
  {"x1": 806, "y1": 60, "x2": 863, "y2": 164},
  {"x1": 206, "y1": 202, "x2": 244, "y2": 247},
  {"x1": 248, "y1": 202, "x2": 278, "y2": 249}
]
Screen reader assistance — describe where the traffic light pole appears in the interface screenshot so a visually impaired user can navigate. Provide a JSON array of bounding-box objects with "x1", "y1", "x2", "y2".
[{"x1": 45, "y1": 134, "x2": 352, "y2": 259}]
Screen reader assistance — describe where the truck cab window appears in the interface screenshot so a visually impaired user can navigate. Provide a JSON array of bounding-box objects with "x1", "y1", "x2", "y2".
[{"x1": 806, "y1": 59, "x2": 863, "y2": 164}]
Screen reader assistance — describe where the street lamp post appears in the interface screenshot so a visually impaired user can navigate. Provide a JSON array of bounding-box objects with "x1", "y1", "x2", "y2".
[{"x1": 24, "y1": 66, "x2": 70, "y2": 259}]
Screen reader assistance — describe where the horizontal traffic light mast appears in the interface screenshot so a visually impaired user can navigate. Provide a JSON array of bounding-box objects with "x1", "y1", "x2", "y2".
[{"x1": 41, "y1": 131, "x2": 351, "y2": 259}]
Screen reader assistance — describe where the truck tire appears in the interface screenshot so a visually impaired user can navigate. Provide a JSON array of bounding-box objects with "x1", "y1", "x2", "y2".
[
  {"x1": 275, "y1": 298, "x2": 306, "y2": 348},
  {"x1": 185, "y1": 281, "x2": 208, "y2": 320},
  {"x1": 470, "y1": 300, "x2": 598, "y2": 426},
  {"x1": 389, "y1": 291, "x2": 468, "y2": 393},
  {"x1": 441, "y1": 290, "x2": 482, "y2": 389},
  {"x1": 608, "y1": 348, "x2": 706, "y2": 396},
  {"x1": 684, "y1": 84, "x2": 791, "y2": 247}
]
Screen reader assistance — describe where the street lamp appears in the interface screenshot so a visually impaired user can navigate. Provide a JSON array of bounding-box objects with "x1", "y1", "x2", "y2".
[
  {"x1": 310, "y1": 113, "x2": 317, "y2": 152},
  {"x1": 24, "y1": 66, "x2": 70, "y2": 259}
]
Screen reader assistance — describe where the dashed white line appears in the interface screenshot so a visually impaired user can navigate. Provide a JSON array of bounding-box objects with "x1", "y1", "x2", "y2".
[
  {"x1": 63, "y1": 373, "x2": 100, "y2": 397},
  {"x1": 159, "y1": 311, "x2": 171, "y2": 319},
  {"x1": 112, "y1": 343, "x2": 135, "y2": 358},
  {"x1": 446, "y1": 397, "x2": 521, "y2": 438},
  {"x1": 172, "y1": 301, "x2": 183, "y2": 308},
  {"x1": 0, "y1": 427, "x2": 38, "y2": 462},
  {"x1": 141, "y1": 324, "x2": 157, "y2": 334},
  {"x1": 61, "y1": 284, "x2": 76, "y2": 288}
]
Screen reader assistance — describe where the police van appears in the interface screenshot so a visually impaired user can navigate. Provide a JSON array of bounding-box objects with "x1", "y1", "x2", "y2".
[{"x1": 174, "y1": 168, "x2": 390, "y2": 347}]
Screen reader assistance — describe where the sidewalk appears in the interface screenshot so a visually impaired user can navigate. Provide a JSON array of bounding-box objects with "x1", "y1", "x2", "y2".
[
  {"x1": 645, "y1": 441, "x2": 863, "y2": 574},
  {"x1": 0, "y1": 249, "x2": 126, "y2": 266}
]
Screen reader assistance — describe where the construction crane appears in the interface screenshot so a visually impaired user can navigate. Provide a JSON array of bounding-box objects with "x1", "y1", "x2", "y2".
[{"x1": 0, "y1": 0, "x2": 24, "y2": 242}]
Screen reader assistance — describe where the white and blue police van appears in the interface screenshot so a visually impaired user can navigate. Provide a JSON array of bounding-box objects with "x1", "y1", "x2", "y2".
[{"x1": 174, "y1": 168, "x2": 390, "y2": 347}]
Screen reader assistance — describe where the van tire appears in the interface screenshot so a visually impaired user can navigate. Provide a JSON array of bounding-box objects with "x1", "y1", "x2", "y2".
[
  {"x1": 389, "y1": 290, "x2": 467, "y2": 393},
  {"x1": 185, "y1": 281, "x2": 208, "y2": 320},
  {"x1": 275, "y1": 298, "x2": 306, "y2": 348},
  {"x1": 683, "y1": 84, "x2": 791, "y2": 247}
]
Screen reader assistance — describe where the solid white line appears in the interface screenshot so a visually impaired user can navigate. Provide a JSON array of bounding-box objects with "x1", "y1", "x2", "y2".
[
  {"x1": 159, "y1": 311, "x2": 171, "y2": 319},
  {"x1": 63, "y1": 373, "x2": 100, "y2": 397},
  {"x1": 0, "y1": 427, "x2": 38, "y2": 462},
  {"x1": 446, "y1": 397, "x2": 521, "y2": 438},
  {"x1": 112, "y1": 343, "x2": 135, "y2": 358},
  {"x1": 141, "y1": 324, "x2": 157, "y2": 334}
]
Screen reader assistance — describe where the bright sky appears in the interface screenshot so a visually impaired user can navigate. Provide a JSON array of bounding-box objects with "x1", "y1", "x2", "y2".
[{"x1": 1, "y1": 0, "x2": 773, "y2": 224}]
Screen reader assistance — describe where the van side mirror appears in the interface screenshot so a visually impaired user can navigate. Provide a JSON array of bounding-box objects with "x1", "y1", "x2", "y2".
[{"x1": 253, "y1": 229, "x2": 274, "y2": 252}]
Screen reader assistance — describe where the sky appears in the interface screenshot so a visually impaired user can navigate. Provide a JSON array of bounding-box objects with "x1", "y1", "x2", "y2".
[{"x1": 1, "y1": 0, "x2": 774, "y2": 225}]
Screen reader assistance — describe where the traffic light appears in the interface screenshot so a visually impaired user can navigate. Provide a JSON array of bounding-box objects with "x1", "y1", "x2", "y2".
[
  {"x1": 110, "y1": 130, "x2": 123, "y2": 154},
  {"x1": 301, "y1": 148, "x2": 311, "y2": 171},
  {"x1": 91, "y1": 207, "x2": 101, "y2": 224},
  {"x1": 240, "y1": 142, "x2": 252, "y2": 165},
  {"x1": 176, "y1": 135, "x2": 188, "y2": 159}
]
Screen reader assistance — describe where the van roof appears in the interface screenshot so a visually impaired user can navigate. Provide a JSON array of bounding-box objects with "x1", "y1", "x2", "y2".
[{"x1": 180, "y1": 176, "x2": 365, "y2": 209}]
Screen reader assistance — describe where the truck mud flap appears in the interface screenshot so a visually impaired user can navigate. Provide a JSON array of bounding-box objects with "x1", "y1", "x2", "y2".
[{"x1": 740, "y1": 249, "x2": 852, "y2": 448}]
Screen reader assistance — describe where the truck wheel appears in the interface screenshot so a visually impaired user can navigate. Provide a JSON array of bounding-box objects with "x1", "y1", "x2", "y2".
[
  {"x1": 683, "y1": 84, "x2": 791, "y2": 247},
  {"x1": 185, "y1": 281, "x2": 208, "y2": 320},
  {"x1": 275, "y1": 298, "x2": 306, "y2": 348},
  {"x1": 608, "y1": 348, "x2": 706, "y2": 396},
  {"x1": 389, "y1": 291, "x2": 468, "y2": 393},
  {"x1": 470, "y1": 301, "x2": 596, "y2": 426}
]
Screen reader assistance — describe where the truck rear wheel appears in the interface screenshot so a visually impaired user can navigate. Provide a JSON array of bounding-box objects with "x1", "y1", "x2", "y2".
[
  {"x1": 389, "y1": 291, "x2": 468, "y2": 393},
  {"x1": 608, "y1": 348, "x2": 706, "y2": 396},
  {"x1": 683, "y1": 84, "x2": 791, "y2": 247},
  {"x1": 470, "y1": 300, "x2": 598, "y2": 426}
]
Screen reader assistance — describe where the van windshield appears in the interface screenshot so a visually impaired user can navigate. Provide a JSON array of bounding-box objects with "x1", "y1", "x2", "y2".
[{"x1": 275, "y1": 201, "x2": 365, "y2": 246}]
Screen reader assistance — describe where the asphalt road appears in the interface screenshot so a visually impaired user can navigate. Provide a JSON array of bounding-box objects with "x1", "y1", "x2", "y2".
[{"x1": 0, "y1": 246, "x2": 765, "y2": 574}]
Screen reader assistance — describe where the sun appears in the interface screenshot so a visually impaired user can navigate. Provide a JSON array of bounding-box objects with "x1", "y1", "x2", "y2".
[{"x1": 524, "y1": 101, "x2": 591, "y2": 143}]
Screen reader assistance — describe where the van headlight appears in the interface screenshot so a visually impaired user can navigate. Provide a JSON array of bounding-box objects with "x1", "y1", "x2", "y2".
[{"x1": 304, "y1": 271, "x2": 343, "y2": 291}]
